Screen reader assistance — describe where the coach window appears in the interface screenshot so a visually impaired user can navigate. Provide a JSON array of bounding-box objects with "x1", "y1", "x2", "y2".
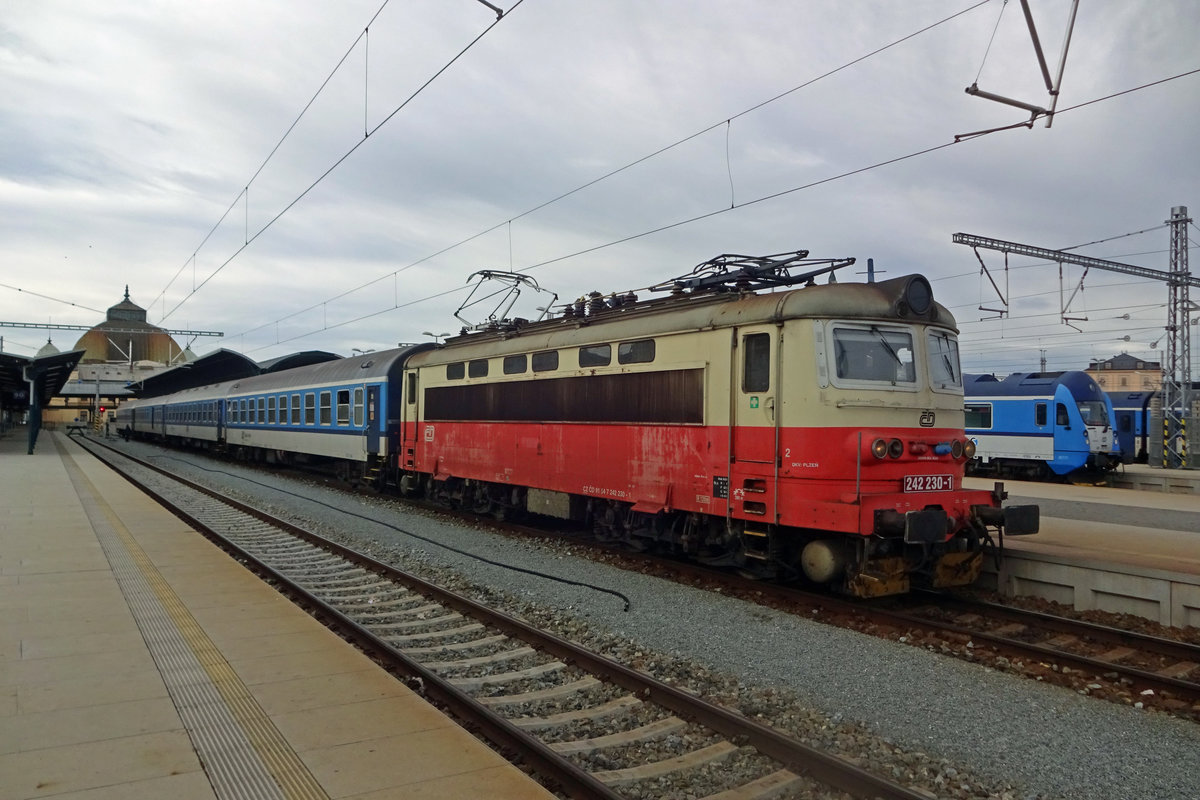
[
  {"x1": 278, "y1": 395, "x2": 287, "y2": 424},
  {"x1": 1055, "y1": 403, "x2": 1070, "y2": 427},
  {"x1": 447, "y1": 362, "x2": 465, "y2": 380},
  {"x1": 336, "y1": 390, "x2": 350, "y2": 425},
  {"x1": 353, "y1": 387, "x2": 364, "y2": 426},
  {"x1": 503, "y1": 354, "x2": 527, "y2": 375},
  {"x1": 618, "y1": 339, "x2": 655, "y2": 364},
  {"x1": 305, "y1": 393, "x2": 316, "y2": 425},
  {"x1": 257, "y1": 397, "x2": 266, "y2": 424},
  {"x1": 532, "y1": 350, "x2": 559, "y2": 372},
  {"x1": 965, "y1": 403, "x2": 992, "y2": 429},
  {"x1": 291, "y1": 394, "x2": 301, "y2": 425},
  {"x1": 320, "y1": 391, "x2": 332, "y2": 425},
  {"x1": 1035, "y1": 403, "x2": 1048, "y2": 427},
  {"x1": 468, "y1": 359, "x2": 489, "y2": 378},
  {"x1": 743, "y1": 333, "x2": 771, "y2": 392},
  {"x1": 268, "y1": 396, "x2": 277, "y2": 424},
  {"x1": 579, "y1": 344, "x2": 611, "y2": 368}
]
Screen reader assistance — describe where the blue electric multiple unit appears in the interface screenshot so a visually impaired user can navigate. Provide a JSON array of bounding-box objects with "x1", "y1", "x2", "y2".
[
  {"x1": 964, "y1": 371, "x2": 1118, "y2": 479},
  {"x1": 1106, "y1": 390, "x2": 1157, "y2": 464}
]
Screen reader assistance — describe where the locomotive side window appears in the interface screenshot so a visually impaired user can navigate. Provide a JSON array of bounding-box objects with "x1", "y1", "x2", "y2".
[
  {"x1": 965, "y1": 403, "x2": 992, "y2": 429},
  {"x1": 742, "y1": 333, "x2": 770, "y2": 392},
  {"x1": 336, "y1": 390, "x2": 351, "y2": 425},
  {"x1": 832, "y1": 326, "x2": 915, "y2": 385},
  {"x1": 468, "y1": 360, "x2": 489, "y2": 378},
  {"x1": 532, "y1": 350, "x2": 559, "y2": 372},
  {"x1": 503, "y1": 355, "x2": 527, "y2": 374},
  {"x1": 927, "y1": 331, "x2": 962, "y2": 388},
  {"x1": 1056, "y1": 403, "x2": 1069, "y2": 426},
  {"x1": 447, "y1": 362, "x2": 465, "y2": 380},
  {"x1": 305, "y1": 393, "x2": 316, "y2": 425},
  {"x1": 618, "y1": 339, "x2": 655, "y2": 364},
  {"x1": 291, "y1": 394, "x2": 301, "y2": 425},
  {"x1": 353, "y1": 387, "x2": 364, "y2": 426},
  {"x1": 579, "y1": 344, "x2": 611, "y2": 368},
  {"x1": 1035, "y1": 403, "x2": 1047, "y2": 426},
  {"x1": 407, "y1": 373, "x2": 417, "y2": 404}
]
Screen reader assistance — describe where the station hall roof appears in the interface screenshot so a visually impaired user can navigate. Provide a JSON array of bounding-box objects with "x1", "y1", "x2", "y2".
[
  {"x1": 0, "y1": 349, "x2": 86, "y2": 411},
  {"x1": 130, "y1": 349, "x2": 342, "y2": 398}
]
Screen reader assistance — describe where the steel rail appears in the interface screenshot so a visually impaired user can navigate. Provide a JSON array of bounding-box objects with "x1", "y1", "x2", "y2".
[{"x1": 78, "y1": 435, "x2": 932, "y2": 800}]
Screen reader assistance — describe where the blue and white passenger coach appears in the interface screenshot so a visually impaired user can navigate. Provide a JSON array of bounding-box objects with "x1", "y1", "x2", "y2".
[
  {"x1": 119, "y1": 345, "x2": 432, "y2": 476},
  {"x1": 964, "y1": 371, "x2": 1118, "y2": 479}
]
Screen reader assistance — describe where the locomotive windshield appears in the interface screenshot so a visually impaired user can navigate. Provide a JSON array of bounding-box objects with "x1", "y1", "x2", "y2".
[
  {"x1": 927, "y1": 330, "x2": 962, "y2": 389},
  {"x1": 832, "y1": 326, "x2": 915, "y2": 384},
  {"x1": 1077, "y1": 400, "x2": 1110, "y2": 428}
]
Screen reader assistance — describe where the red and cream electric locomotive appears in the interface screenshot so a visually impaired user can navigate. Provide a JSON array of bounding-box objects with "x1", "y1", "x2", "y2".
[{"x1": 395, "y1": 252, "x2": 1038, "y2": 597}]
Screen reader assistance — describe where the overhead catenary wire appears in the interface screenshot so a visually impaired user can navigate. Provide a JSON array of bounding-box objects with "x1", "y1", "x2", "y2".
[
  {"x1": 157, "y1": 0, "x2": 526, "y2": 324},
  {"x1": 204, "y1": 1, "x2": 997, "y2": 343},
  {"x1": 235, "y1": 66, "x2": 1200, "y2": 353}
]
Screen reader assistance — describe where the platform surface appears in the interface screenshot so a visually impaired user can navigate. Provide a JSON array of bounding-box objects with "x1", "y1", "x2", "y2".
[{"x1": 0, "y1": 429, "x2": 554, "y2": 800}]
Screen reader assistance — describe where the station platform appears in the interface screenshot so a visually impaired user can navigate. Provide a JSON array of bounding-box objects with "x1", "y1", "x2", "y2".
[
  {"x1": 1, "y1": 429, "x2": 555, "y2": 800},
  {"x1": 1108, "y1": 461, "x2": 1200, "y2": 493},
  {"x1": 966, "y1": 475, "x2": 1200, "y2": 628}
]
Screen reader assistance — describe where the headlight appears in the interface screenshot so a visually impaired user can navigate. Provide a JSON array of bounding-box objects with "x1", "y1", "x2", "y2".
[
  {"x1": 872, "y1": 438, "x2": 889, "y2": 459},
  {"x1": 964, "y1": 439, "x2": 977, "y2": 459},
  {"x1": 888, "y1": 438, "x2": 904, "y2": 459},
  {"x1": 951, "y1": 439, "x2": 964, "y2": 459}
]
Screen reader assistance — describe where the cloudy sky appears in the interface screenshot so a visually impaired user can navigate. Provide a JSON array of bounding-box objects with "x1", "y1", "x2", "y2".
[{"x1": 2, "y1": 0, "x2": 1197, "y2": 375}]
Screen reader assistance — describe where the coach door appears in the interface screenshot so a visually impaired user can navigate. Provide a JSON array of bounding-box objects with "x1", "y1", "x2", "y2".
[
  {"x1": 401, "y1": 370, "x2": 419, "y2": 469},
  {"x1": 365, "y1": 385, "x2": 381, "y2": 454},
  {"x1": 730, "y1": 327, "x2": 780, "y2": 520}
]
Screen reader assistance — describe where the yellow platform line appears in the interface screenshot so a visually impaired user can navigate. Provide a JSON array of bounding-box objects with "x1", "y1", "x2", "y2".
[{"x1": 58, "y1": 439, "x2": 329, "y2": 800}]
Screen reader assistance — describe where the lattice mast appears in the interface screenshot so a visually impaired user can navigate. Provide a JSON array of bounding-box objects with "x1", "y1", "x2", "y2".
[{"x1": 1163, "y1": 206, "x2": 1193, "y2": 467}]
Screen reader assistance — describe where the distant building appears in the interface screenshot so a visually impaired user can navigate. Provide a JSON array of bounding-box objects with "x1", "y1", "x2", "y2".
[
  {"x1": 1086, "y1": 352, "x2": 1161, "y2": 392},
  {"x1": 41, "y1": 288, "x2": 193, "y2": 429}
]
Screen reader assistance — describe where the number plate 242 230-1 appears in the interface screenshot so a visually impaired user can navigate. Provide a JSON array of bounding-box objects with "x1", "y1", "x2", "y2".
[{"x1": 903, "y1": 474, "x2": 953, "y2": 492}]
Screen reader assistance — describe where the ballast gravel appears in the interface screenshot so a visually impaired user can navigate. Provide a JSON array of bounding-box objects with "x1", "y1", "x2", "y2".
[{"x1": 120, "y1": 441, "x2": 1200, "y2": 800}]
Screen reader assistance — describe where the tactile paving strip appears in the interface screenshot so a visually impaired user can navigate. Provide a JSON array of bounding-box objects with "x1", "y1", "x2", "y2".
[{"x1": 59, "y1": 443, "x2": 329, "y2": 800}]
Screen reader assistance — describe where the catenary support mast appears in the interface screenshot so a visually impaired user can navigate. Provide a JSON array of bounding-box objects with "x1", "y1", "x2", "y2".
[{"x1": 953, "y1": 205, "x2": 1195, "y2": 468}]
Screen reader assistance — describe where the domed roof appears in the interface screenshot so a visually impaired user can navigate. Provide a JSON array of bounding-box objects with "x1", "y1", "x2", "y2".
[
  {"x1": 72, "y1": 287, "x2": 186, "y2": 364},
  {"x1": 36, "y1": 337, "x2": 61, "y2": 357}
]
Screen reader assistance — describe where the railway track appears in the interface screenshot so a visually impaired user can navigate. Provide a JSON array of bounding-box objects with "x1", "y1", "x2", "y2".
[
  {"x1": 892, "y1": 592, "x2": 1200, "y2": 715},
  {"x1": 577, "y1": 551, "x2": 1200, "y2": 721},
  {"x1": 76, "y1": 436, "x2": 936, "y2": 800}
]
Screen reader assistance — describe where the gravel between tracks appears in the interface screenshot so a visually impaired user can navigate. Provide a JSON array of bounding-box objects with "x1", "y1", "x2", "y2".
[{"x1": 116, "y1": 440, "x2": 1200, "y2": 800}]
